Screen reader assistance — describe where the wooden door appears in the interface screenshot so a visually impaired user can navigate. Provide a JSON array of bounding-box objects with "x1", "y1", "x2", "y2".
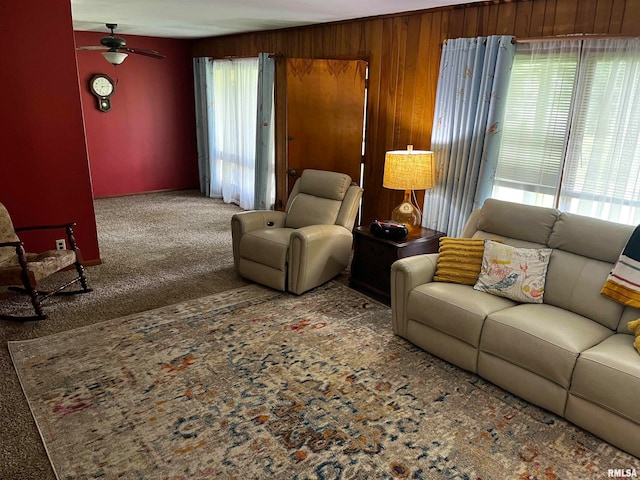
[{"x1": 286, "y1": 58, "x2": 367, "y2": 194}]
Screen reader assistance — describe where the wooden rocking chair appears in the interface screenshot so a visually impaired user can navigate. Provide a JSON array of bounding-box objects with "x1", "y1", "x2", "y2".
[{"x1": 0, "y1": 203, "x2": 92, "y2": 321}]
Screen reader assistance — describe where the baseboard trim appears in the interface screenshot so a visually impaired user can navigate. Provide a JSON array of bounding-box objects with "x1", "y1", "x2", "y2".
[{"x1": 94, "y1": 187, "x2": 199, "y2": 199}]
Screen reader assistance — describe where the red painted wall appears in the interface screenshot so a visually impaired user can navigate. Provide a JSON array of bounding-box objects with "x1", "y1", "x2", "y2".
[
  {"x1": 2, "y1": 1, "x2": 100, "y2": 262},
  {"x1": 75, "y1": 32, "x2": 199, "y2": 197}
]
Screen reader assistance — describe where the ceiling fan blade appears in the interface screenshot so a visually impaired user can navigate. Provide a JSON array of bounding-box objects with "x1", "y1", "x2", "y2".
[
  {"x1": 122, "y1": 47, "x2": 166, "y2": 60},
  {"x1": 77, "y1": 24, "x2": 165, "y2": 61},
  {"x1": 76, "y1": 46, "x2": 108, "y2": 51}
]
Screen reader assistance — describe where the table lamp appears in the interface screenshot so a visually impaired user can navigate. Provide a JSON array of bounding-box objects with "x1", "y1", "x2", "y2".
[{"x1": 383, "y1": 145, "x2": 435, "y2": 231}]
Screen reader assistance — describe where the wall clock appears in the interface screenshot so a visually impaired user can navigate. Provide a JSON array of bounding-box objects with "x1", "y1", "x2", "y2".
[{"x1": 89, "y1": 74, "x2": 115, "y2": 112}]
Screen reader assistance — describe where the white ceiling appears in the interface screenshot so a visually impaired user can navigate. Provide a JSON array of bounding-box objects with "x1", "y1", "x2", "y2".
[{"x1": 71, "y1": 0, "x2": 483, "y2": 39}]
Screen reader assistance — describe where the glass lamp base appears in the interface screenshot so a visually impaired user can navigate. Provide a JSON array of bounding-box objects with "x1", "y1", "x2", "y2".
[{"x1": 390, "y1": 191, "x2": 422, "y2": 232}]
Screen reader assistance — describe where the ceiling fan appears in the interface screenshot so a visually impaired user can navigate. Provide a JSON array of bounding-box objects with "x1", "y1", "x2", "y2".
[{"x1": 77, "y1": 23, "x2": 166, "y2": 65}]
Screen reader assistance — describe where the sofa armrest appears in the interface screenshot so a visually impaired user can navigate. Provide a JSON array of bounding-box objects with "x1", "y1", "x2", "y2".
[
  {"x1": 390, "y1": 253, "x2": 439, "y2": 337},
  {"x1": 460, "y1": 209, "x2": 482, "y2": 238}
]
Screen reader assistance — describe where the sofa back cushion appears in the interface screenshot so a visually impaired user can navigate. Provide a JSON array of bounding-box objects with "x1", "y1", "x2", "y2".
[
  {"x1": 476, "y1": 199, "x2": 559, "y2": 245},
  {"x1": 544, "y1": 249, "x2": 623, "y2": 330},
  {"x1": 542, "y1": 212, "x2": 632, "y2": 329},
  {"x1": 470, "y1": 200, "x2": 554, "y2": 249},
  {"x1": 471, "y1": 231, "x2": 546, "y2": 249},
  {"x1": 548, "y1": 212, "x2": 633, "y2": 263}
]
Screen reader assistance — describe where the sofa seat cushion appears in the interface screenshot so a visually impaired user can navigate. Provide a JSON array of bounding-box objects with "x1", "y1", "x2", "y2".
[
  {"x1": 407, "y1": 283, "x2": 515, "y2": 348},
  {"x1": 570, "y1": 334, "x2": 640, "y2": 424},
  {"x1": 239, "y1": 228, "x2": 295, "y2": 270},
  {"x1": 480, "y1": 304, "x2": 613, "y2": 388}
]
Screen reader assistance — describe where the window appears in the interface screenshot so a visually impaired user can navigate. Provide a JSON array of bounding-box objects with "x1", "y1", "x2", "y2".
[
  {"x1": 193, "y1": 54, "x2": 275, "y2": 210},
  {"x1": 493, "y1": 38, "x2": 640, "y2": 225},
  {"x1": 211, "y1": 58, "x2": 260, "y2": 209}
]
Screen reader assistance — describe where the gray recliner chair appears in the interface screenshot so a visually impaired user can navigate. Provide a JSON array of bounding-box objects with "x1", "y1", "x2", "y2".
[{"x1": 231, "y1": 169, "x2": 363, "y2": 294}]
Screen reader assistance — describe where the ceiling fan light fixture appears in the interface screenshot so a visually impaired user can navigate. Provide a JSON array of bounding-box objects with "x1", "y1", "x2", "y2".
[{"x1": 102, "y1": 51, "x2": 128, "y2": 65}]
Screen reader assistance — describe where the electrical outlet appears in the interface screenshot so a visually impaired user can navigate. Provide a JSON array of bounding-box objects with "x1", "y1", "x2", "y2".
[{"x1": 56, "y1": 239, "x2": 66, "y2": 250}]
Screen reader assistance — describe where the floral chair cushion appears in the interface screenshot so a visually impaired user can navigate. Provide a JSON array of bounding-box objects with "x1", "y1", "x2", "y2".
[{"x1": 0, "y1": 203, "x2": 20, "y2": 268}]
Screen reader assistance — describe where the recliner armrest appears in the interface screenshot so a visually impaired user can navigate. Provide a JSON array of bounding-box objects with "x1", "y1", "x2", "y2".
[
  {"x1": 231, "y1": 210, "x2": 287, "y2": 233},
  {"x1": 231, "y1": 210, "x2": 287, "y2": 269},
  {"x1": 290, "y1": 224, "x2": 348, "y2": 242},
  {"x1": 288, "y1": 224, "x2": 353, "y2": 294},
  {"x1": 390, "y1": 253, "x2": 439, "y2": 337}
]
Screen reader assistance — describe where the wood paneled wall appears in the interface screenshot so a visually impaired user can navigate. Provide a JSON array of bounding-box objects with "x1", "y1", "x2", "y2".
[{"x1": 192, "y1": 0, "x2": 640, "y2": 224}]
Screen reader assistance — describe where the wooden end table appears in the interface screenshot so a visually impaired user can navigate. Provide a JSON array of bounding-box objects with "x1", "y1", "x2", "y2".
[{"x1": 349, "y1": 225, "x2": 445, "y2": 303}]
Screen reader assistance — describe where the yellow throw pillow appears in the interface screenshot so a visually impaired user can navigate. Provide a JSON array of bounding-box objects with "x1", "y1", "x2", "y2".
[
  {"x1": 434, "y1": 238, "x2": 486, "y2": 285},
  {"x1": 628, "y1": 318, "x2": 640, "y2": 355}
]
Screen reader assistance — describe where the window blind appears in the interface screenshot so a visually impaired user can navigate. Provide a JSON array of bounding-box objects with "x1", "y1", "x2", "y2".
[
  {"x1": 494, "y1": 41, "x2": 580, "y2": 196},
  {"x1": 492, "y1": 38, "x2": 640, "y2": 224}
]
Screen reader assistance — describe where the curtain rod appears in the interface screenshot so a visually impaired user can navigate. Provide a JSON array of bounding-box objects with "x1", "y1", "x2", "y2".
[
  {"x1": 514, "y1": 33, "x2": 639, "y2": 43},
  {"x1": 443, "y1": 33, "x2": 638, "y2": 46}
]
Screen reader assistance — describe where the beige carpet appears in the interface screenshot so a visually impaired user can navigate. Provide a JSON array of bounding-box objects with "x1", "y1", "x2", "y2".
[
  {"x1": 8, "y1": 281, "x2": 637, "y2": 479},
  {"x1": 0, "y1": 190, "x2": 250, "y2": 479}
]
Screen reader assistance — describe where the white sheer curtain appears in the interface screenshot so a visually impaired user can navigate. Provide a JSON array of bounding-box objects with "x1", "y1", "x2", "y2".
[
  {"x1": 493, "y1": 38, "x2": 640, "y2": 225},
  {"x1": 211, "y1": 58, "x2": 259, "y2": 209},
  {"x1": 560, "y1": 38, "x2": 640, "y2": 224},
  {"x1": 193, "y1": 55, "x2": 275, "y2": 211}
]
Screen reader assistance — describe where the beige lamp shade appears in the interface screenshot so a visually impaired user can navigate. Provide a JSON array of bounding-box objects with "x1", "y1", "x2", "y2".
[
  {"x1": 383, "y1": 145, "x2": 435, "y2": 232},
  {"x1": 383, "y1": 146, "x2": 435, "y2": 190}
]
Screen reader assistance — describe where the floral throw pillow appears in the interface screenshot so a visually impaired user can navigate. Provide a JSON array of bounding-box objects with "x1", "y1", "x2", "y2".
[{"x1": 473, "y1": 240, "x2": 552, "y2": 304}]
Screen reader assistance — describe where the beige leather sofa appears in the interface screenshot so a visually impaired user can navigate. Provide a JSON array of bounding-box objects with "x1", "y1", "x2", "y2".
[{"x1": 391, "y1": 198, "x2": 640, "y2": 458}]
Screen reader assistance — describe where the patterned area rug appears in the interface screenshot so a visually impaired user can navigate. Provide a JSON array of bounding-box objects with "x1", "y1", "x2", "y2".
[{"x1": 9, "y1": 282, "x2": 636, "y2": 479}]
